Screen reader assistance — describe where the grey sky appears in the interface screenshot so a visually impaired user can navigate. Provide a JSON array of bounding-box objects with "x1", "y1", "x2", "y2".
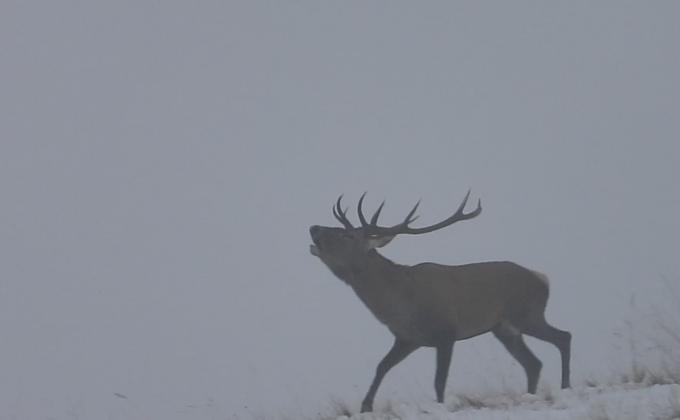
[{"x1": 1, "y1": 2, "x2": 679, "y2": 419}]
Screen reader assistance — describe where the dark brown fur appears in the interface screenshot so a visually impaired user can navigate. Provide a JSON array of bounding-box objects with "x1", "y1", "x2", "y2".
[{"x1": 310, "y1": 223, "x2": 571, "y2": 412}]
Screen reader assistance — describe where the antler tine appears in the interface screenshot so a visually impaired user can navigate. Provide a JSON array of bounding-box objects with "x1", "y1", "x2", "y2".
[
  {"x1": 362, "y1": 198, "x2": 420, "y2": 234},
  {"x1": 359, "y1": 194, "x2": 389, "y2": 230},
  {"x1": 357, "y1": 192, "x2": 370, "y2": 228},
  {"x1": 402, "y1": 200, "x2": 420, "y2": 225},
  {"x1": 373, "y1": 199, "x2": 419, "y2": 233},
  {"x1": 449, "y1": 189, "x2": 470, "y2": 219},
  {"x1": 452, "y1": 189, "x2": 481, "y2": 221},
  {"x1": 375, "y1": 190, "x2": 481, "y2": 236},
  {"x1": 332, "y1": 203, "x2": 341, "y2": 223},
  {"x1": 333, "y1": 195, "x2": 354, "y2": 229},
  {"x1": 335, "y1": 195, "x2": 344, "y2": 219},
  {"x1": 370, "y1": 200, "x2": 385, "y2": 226},
  {"x1": 402, "y1": 189, "x2": 480, "y2": 235}
]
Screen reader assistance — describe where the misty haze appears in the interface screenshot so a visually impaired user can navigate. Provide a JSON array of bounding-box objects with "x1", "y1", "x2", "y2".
[{"x1": 1, "y1": 2, "x2": 679, "y2": 419}]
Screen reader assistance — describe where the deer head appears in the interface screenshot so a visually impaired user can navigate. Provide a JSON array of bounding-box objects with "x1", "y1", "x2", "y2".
[{"x1": 309, "y1": 190, "x2": 482, "y2": 279}]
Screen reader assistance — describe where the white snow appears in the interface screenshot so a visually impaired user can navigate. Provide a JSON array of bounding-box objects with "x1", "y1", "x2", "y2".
[{"x1": 330, "y1": 383, "x2": 680, "y2": 420}]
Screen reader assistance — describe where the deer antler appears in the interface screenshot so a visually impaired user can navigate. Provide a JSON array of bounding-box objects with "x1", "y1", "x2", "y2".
[
  {"x1": 333, "y1": 195, "x2": 354, "y2": 229},
  {"x1": 357, "y1": 190, "x2": 481, "y2": 236}
]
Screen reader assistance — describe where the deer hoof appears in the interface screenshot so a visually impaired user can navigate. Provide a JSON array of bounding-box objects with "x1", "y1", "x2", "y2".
[{"x1": 360, "y1": 402, "x2": 373, "y2": 413}]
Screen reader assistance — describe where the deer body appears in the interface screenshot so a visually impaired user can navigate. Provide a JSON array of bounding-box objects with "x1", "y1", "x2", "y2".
[
  {"x1": 330, "y1": 251, "x2": 549, "y2": 344},
  {"x1": 309, "y1": 192, "x2": 571, "y2": 412}
]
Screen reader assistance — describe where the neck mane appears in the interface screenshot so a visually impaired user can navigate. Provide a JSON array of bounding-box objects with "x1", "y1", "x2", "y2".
[
  {"x1": 324, "y1": 249, "x2": 401, "y2": 286},
  {"x1": 344, "y1": 250, "x2": 400, "y2": 285}
]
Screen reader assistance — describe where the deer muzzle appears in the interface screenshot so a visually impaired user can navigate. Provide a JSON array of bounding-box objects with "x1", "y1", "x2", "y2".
[{"x1": 309, "y1": 225, "x2": 321, "y2": 256}]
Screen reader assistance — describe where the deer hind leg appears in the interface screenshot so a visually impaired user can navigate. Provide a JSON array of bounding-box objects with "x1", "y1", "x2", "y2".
[
  {"x1": 523, "y1": 320, "x2": 572, "y2": 389},
  {"x1": 492, "y1": 323, "x2": 542, "y2": 394},
  {"x1": 361, "y1": 339, "x2": 419, "y2": 413}
]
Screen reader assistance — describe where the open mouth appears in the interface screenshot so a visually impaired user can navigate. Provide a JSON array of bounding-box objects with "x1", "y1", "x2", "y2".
[{"x1": 309, "y1": 244, "x2": 320, "y2": 256}]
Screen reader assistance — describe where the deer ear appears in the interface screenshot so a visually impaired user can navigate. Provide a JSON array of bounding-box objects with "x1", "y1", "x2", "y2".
[{"x1": 366, "y1": 235, "x2": 395, "y2": 250}]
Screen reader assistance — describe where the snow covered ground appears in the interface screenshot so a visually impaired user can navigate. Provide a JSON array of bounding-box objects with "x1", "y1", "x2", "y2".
[{"x1": 326, "y1": 383, "x2": 680, "y2": 420}]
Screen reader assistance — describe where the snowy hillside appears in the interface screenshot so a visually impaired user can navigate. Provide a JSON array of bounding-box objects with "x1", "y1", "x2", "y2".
[
  {"x1": 314, "y1": 286, "x2": 680, "y2": 420},
  {"x1": 322, "y1": 383, "x2": 680, "y2": 420}
]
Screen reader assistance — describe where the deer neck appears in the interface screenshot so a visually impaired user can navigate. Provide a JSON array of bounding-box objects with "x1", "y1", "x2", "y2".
[
  {"x1": 347, "y1": 250, "x2": 402, "y2": 286},
  {"x1": 348, "y1": 251, "x2": 418, "y2": 337},
  {"x1": 327, "y1": 250, "x2": 402, "y2": 288}
]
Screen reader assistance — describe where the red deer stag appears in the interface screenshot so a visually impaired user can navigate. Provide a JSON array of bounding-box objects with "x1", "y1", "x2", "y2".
[{"x1": 308, "y1": 190, "x2": 571, "y2": 412}]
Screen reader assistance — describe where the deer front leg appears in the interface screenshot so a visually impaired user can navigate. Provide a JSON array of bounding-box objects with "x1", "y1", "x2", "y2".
[
  {"x1": 434, "y1": 340, "x2": 454, "y2": 403},
  {"x1": 361, "y1": 338, "x2": 419, "y2": 413}
]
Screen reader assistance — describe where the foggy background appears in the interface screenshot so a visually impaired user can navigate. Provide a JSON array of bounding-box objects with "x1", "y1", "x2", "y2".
[{"x1": 1, "y1": 2, "x2": 679, "y2": 419}]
